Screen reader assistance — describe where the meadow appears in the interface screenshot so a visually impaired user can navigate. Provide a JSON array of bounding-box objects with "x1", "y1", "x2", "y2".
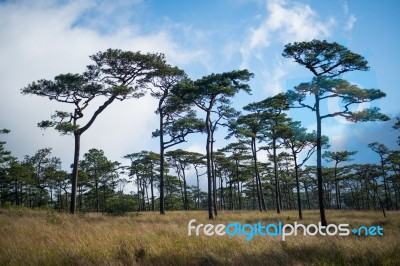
[{"x1": 0, "y1": 207, "x2": 399, "y2": 265}]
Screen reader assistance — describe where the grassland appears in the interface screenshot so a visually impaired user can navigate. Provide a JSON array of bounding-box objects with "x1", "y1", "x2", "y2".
[{"x1": 0, "y1": 207, "x2": 399, "y2": 265}]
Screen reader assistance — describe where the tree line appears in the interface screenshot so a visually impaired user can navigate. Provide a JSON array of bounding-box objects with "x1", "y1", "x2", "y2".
[{"x1": 0, "y1": 40, "x2": 398, "y2": 225}]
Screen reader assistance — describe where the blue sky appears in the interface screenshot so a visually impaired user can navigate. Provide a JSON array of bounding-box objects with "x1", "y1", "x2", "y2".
[{"x1": 0, "y1": 0, "x2": 399, "y2": 184}]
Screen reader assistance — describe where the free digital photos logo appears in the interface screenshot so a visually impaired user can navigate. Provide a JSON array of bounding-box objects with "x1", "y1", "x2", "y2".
[{"x1": 188, "y1": 219, "x2": 384, "y2": 241}]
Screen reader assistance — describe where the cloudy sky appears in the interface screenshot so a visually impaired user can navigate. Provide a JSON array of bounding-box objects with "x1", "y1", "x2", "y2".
[{"x1": 1, "y1": 0, "x2": 399, "y2": 182}]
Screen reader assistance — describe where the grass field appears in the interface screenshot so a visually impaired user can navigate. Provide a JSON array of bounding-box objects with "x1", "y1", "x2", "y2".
[{"x1": 0, "y1": 207, "x2": 399, "y2": 265}]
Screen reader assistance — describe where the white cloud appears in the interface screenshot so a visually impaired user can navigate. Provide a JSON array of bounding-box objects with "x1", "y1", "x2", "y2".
[
  {"x1": 243, "y1": 0, "x2": 334, "y2": 53},
  {"x1": 341, "y1": 1, "x2": 356, "y2": 32},
  {"x1": 240, "y1": 0, "x2": 335, "y2": 93},
  {"x1": 345, "y1": 14, "x2": 357, "y2": 31},
  {"x1": 259, "y1": 56, "x2": 290, "y2": 94},
  {"x1": 0, "y1": 0, "x2": 209, "y2": 168}
]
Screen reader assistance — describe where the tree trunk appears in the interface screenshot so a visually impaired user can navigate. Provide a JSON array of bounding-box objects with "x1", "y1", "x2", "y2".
[
  {"x1": 251, "y1": 137, "x2": 262, "y2": 212},
  {"x1": 195, "y1": 168, "x2": 200, "y2": 210},
  {"x1": 70, "y1": 132, "x2": 80, "y2": 214},
  {"x1": 206, "y1": 110, "x2": 214, "y2": 219},
  {"x1": 210, "y1": 133, "x2": 218, "y2": 216},
  {"x1": 220, "y1": 172, "x2": 224, "y2": 210},
  {"x1": 304, "y1": 181, "x2": 311, "y2": 210},
  {"x1": 177, "y1": 173, "x2": 185, "y2": 210},
  {"x1": 150, "y1": 173, "x2": 155, "y2": 212},
  {"x1": 252, "y1": 176, "x2": 256, "y2": 210},
  {"x1": 334, "y1": 162, "x2": 340, "y2": 210},
  {"x1": 182, "y1": 167, "x2": 189, "y2": 210},
  {"x1": 235, "y1": 160, "x2": 242, "y2": 210},
  {"x1": 315, "y1": 93, "x2": 327, "y2": 226},
  {"x1": 293, "y1": 153, "x2": 302, "y2": 220},
  {"x1": 380, "y1": 158, "x2": 390, "y2": 210},
  {"x1": 229, "y1": 176, "x2": 234, "y2": 211},
  {"x1": 159, "y1": 108, "x2": 165, "y2": 214},
  {"x1": 137, "y1": 175, "x2": 141, "y2": 212},
  {"x1": 95, "y1": 177, "x2": 99, "y2": 212},
  {"x1": 272, "y1": 137, "x2": 281, "y2": 213}
]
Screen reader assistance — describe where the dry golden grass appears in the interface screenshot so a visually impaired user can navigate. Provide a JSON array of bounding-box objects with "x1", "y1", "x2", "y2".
[{"x1": 0, "y1": 207, "x2": 399, "y2": 265}]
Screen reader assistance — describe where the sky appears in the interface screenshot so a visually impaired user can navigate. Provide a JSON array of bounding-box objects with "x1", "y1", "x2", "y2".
[{"x1": 0, "y1": 0, "x2": 399, "y2": 190}]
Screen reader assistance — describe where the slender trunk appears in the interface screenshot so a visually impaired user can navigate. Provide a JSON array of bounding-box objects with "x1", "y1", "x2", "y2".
[
  {"x1": 233, "y1": 181, "x2": 237, "y2": 209},
  {"x1": 137, "y1": 175, "x2": 141, "y2": 212},
  {"x1": 304, "y1": 181, "x2": 311, "y2": 210},
  {"x1": 338, "y1": 180, "x2": 342, "y2": 209},
  {"x1": 182, "y1": 167, "x2": 189, "y2": 210},
  {"x1": 315, "y1": 93, "x2": 327, "y2": 226},
  {"x1": 70, "y1": 132, "x2": 80, "y2": 214},
  {"x1": 237, "y1": 179, "x2": 242, "y2": 210},
  {"x1": 293, "y1": 153, "x2": 302, "y2": 220},
  {"x1": 272, "y1": 137, "x2": 281, "y2": 214},
  {"x1": 177, "y1": 171, "x2": 185, "y2": 209},
  {"x1": 195, "y1": 168, "x2": 200, "y2": 210},
  {"x1": 373, "y1": 184, "x2": 387, "y2": 218},
  {"x1": 141, "y1": 180, "x2": 146, "y2": 211},
  {"x1": 380, "y1": 159, "x2": 390, "y2": 210},
  {"x1": 220, "y1": 174, "x2": 225, "y2": 210},
  {"x1": 103, "y1": 180, "x2": 107, "y2": 211},
  {"x1": 95, "y1": 177, "x2": 99, "y2": 212},
  {"x1": 150, "y1": 173, "x2": 155, "y2": 212},
  {"x1": 235, "y1": 160, "x2": 242, "y2": 210},
  {"x1": 159, "y1": 105, "x2": 165, "y2": 215},
  {"x1": 258, "y1": 174, "x2": 267, "y2": 211},
  {"x1": 252, "y1": 176, "x2": 256, "y2": 210},
  {"x1": 145, "y1": 180, "x2": 150, "y2": 211},
  {"x1": 206, "y1": 110, "x2": 214, "y2": 219},
  {"x1": 211, "y1": 134, "x2": 218, "y2": 216},
  {"x1": 334, "y1": 162, "x2": 340, "y2": 210},
  {"x1": 229, "y1": 176, "x2": 234, "y2": 211},
  {"x1": 251, "y1": 137, "x2": 262, "y2": 211}
]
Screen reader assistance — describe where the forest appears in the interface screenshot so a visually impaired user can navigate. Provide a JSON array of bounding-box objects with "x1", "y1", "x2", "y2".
[{"x1": 0, "y1": 39, "x2": 399, "y2": 226}]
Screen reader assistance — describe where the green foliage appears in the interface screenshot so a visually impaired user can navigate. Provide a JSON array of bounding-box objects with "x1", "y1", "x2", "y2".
[
  {"x1": 368, "y1": 142, "x2": 390, "y2": 157},
  {"x1": 153, "y1": 110, "x2": 205, "y2": 148},
  {"x1": 323, "y1": 150, "x2": 357, "y2": 164},
  {"x1": 87, "y1": 48, "x2": 166, "y2": 89},
  {"x1": 21, "y1": 73, "x2": 101, "y2": 98},
  {"x1": 282, "y1": 39, "x2": 369, "y2": 77},
  {"x1": 22, "y1": 49, "x2": 168, "y2": 137},
  {"x1": 175, "y1": 69, "x2": 253, "y2": 109},
  {"x1": 0, "y1": 129, "x2": 13, "y2": 165}
]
